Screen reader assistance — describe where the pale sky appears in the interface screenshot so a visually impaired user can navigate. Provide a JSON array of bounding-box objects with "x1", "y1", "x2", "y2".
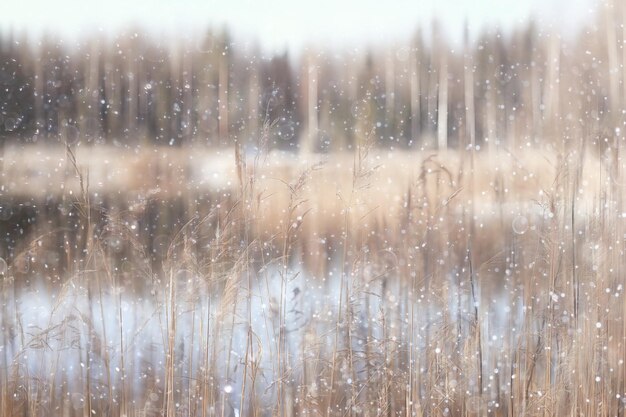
[{"x1": 0, "y1": 0, "x2": 598, "y2": 52}]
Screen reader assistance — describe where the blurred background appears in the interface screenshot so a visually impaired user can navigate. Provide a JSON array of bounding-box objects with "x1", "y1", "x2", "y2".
[
  {"x1": 0, "y1": 0, "x2": 594, "y2": 51},
  {"x1": 0, "y1": 0, "x2": 603, "y2": 152}
]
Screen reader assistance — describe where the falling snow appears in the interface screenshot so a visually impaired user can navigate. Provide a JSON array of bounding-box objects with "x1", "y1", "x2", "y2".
[{"x1": 0, "y1": 2, "x2": 625, "y2": 416}]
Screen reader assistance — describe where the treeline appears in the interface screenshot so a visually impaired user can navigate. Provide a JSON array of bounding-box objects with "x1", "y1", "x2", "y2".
[{"x1": 0, "y1": 1, "x2": 625, "y2": 152}]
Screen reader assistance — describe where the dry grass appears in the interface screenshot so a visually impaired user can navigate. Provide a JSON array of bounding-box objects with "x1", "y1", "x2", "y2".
[{"x1": 0, "y1": 135, "x2": 625, "y2": 417}]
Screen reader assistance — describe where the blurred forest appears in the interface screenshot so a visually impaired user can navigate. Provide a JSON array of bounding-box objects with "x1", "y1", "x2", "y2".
[{"x1": 0, "y1": 1, "x2": 624, "y2": 153}]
